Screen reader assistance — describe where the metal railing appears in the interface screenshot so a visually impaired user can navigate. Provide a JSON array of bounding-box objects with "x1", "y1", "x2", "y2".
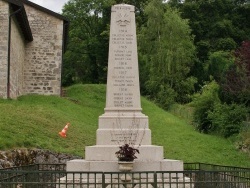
[
  {"x1": 184, "y1": 162, "x2": 250, "y2": 171},
  {"x1": 185, "y1": 162, "x2": 250, "y2": 183},
  {"x1": 0, "y1": 163, "x2": 249, "y2": 188}
]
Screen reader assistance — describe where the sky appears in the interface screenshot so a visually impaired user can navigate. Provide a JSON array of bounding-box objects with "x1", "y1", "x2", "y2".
[{"x1": 29, "y1": 0, "x2": 69, "y2": 13}]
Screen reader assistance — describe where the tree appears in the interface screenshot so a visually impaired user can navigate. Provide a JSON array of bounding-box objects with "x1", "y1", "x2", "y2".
[
  {"x1": 206, "y1": 51, "x2": 234, "y2": 83},
  {"x1": 61, "y1": 0, "x2": 149, "y2": 86},
  {"x1": 138, "y1": 0, "x2": 196, "y2": 108},
  {"x1": 62, "y1": 0, "x2": 110, "y2": 86},
  {"x1": 207, "y1": 103, "x2": 248, "y2": 137},
  {"x1": 222, "y1": 41, "x2": 250, "y2": 106},
  {"x1": 192, "y1": 80, "x2": 221, "y2": 133},
  {"x1": 169, "y1": 0, "x2": 250, "y2": 90}
]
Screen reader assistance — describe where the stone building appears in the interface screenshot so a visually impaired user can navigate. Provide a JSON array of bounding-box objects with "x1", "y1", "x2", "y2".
[{"x1": 0, "y1": 0, "x2": 68, "y2": 99}]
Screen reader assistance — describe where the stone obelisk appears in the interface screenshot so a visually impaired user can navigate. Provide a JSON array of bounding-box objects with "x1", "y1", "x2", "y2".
[{"x1": 67, "y1": 4, "x2": 183, "y2": 172}]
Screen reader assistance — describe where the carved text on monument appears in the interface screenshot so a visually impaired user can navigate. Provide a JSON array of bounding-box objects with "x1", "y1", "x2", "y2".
[{"x1": 111, "y1": 20, "x2": 135, "y2": 108}]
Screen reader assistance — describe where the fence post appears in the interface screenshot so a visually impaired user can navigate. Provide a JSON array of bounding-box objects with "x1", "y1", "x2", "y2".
[
  {"x1": 102, "y1": 172, "x2": 105, "y2": 188},
  {"x1": 153, "y1": 172, "x2": 157, "y2": 188}
]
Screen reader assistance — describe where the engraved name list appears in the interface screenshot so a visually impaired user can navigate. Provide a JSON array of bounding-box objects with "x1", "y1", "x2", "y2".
[{"x1": 106, "y1": 4, "x2": 140, "y2": 110}]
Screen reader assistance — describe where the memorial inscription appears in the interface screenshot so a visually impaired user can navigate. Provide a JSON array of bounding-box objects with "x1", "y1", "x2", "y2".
[
  {"x1": 111, "y1": 32, "x2": 135, "y2": 108},
  {"x1": 106, "y1": 4, "x2": 140, "y2": 110}
]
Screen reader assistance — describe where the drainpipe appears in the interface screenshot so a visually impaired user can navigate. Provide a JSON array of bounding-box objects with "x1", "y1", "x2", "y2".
[
  {"x1": 60, "y1": 21, "x2": 69, "y2": 97},
  {"x1": 7, "y1": 5, "x2": 23, "y2": 99}
]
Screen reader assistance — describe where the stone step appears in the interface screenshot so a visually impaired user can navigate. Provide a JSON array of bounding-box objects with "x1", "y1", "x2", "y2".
[
  {"x1": 66, "y1": 159, "x2": 183, "y2": 172},
  {"x1": 85, "y1": 145, "x2": 164, "y2": 161},
  {"x1": 96, "y1": 129, "x2": 152, "y2": 145}
]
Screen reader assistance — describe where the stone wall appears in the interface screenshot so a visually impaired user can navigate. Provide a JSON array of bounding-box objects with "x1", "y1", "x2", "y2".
[
  {"x1": 9, "y1": 15, "x2": 26, "y2": 98},
  {"x1": 0, "y1": 1, "x2": 65, "y2": 99},
  {"x1": 0, "y1": 1, "x2": 8, "y2": 98},
  {"x1": 0, "y1": 149, "x2": 81, "y2": 169},
  {"x1": 23, "y1": 4, "x2": 63, "y2": 96}
]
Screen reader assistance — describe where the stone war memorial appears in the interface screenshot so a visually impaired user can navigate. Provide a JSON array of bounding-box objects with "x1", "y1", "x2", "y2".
[{"x1": 66, "y1": 4, "x2": 183, "y2": 172}]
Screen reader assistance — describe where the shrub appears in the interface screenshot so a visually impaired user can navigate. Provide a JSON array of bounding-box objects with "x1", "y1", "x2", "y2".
[
  {"x1": 208, "y1": 103, "x2": 248, "y2": 137},
  {"x1": 156, "y1": 85, "x2": 177, "y2": 110},
  {"x1": 191, "y1": 80, "x2": 220, "y2": 133}
]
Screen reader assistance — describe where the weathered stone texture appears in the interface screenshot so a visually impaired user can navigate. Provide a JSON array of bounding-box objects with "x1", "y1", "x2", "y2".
[
  {"x1": 0, "y1": 1, "x2": 65, "y2": 99},
  {"x1": 23, "y1": 4, "x2": 63, "y2": 96},
  {"x1": 9, "y1": 16, "x2": 26, "y2": 98},
  {"x1": 0, "y1": 149, "x2": 82, "y2": 169},
  {"x1": 0, "y1": 1, "x2": 8, "y2": 98}
]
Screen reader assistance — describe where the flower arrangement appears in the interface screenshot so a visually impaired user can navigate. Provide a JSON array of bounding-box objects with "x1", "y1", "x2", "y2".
[{"x1": 115, "y1": 144, "x2": 139, "y2": 162}]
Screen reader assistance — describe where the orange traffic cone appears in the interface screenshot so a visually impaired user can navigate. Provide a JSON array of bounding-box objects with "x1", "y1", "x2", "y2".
[{"x1": 59, "y1": 123, "x2": 70, "y2": 138}]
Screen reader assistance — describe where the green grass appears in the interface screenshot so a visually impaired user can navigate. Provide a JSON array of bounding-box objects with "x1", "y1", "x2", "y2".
[{"x1": 0, "y1": 84, "x2": 249, "y2": 167}]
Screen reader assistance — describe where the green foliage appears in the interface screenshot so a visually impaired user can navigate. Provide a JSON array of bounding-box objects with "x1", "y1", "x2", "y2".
[
  {"x1": 144, "y1": 96, "x2": 250, "y2": 167},
  {"x1": 62, "y1": 0, "x2": 110, "y2": 85},
  {"x1": 191, "y1": 78, "x2": 249, "y2": 139},
  {"x1": 221, "y1": 41, "x2": 250, "y2": 106},
  {"x1": 139, "y1": 0, "x2": 196, "y2": 108},
  {"x1": 61, "y1": 0, "x2": 149, "y2": 86},
  {"x1": 155, "y1": 85, "x2": 177, "y2": 109},
  {"x1": 172, "y1": 0, "x2": 250, "y2": 88},
  {"x1": 206, "y1": 51, "x2": 234, "y2": 83},
  {"x1": 176, "y1": 76, "x2": 197, "y2": 104},
  {"x1": 215, "y1": 38, "x2": 237, "y2": 51},
  {"x1": 191, "y1": 80, "x2": 220, "y2": 133},
  {"x1": 168, "y1": 103, "x2": 194, "y2": 124},
  {"x1": 208, "y1": 103, "x2": 248, "y2": 137},
  {"x1": 190, "y1": 41, "x2": 250, "y2": 139},
  {"x1": 239, "y1": 122, "x2": 250, "y2": 153},
  {"x1": 196, "y1": 40, "x2": 210, "y2": 61}
]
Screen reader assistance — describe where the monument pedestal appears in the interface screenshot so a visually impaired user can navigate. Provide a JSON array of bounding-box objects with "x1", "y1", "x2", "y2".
[
  {"x1": 85, "y1": 145, "x2": 164, "y2": 161},
  {"x1": 66, "y1": 159, "x2": 183, "y2": 172}
]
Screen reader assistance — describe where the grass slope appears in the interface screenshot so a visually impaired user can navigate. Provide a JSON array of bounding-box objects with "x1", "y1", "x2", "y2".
[{"x1": 0, "y1": 84, "x2": 249, "y2": 167}]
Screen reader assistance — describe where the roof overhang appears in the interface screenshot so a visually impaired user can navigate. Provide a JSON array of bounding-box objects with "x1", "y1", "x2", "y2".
[
  {"x1": 4, "y1": 0, "x2": 33, "y2": 42},
  {"x1": 3, "y1": 0, "x2": 69, "y2": 51},
  {"x1": 20, "y1": 0, "x2": 69, "y2": 52}
]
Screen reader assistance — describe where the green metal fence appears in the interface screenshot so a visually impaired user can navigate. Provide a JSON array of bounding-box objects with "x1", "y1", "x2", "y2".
[
  {"x1": 184, "y1": 162, "x2": 250, "y2": 172},
  {"x1": 0, "y1": 163, "x2": 249, "y2": 188}
]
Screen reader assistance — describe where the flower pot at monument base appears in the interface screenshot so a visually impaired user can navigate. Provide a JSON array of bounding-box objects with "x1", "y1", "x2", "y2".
[{"x1": 118, "y1": 161, "x2": 134, "y2": 172}]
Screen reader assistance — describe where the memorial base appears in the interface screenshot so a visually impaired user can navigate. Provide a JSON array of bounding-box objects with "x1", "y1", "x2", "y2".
[
  {"x1": 66, "y1": 159, "x2": 183, "y2": 172},
  {"x1": 85, "y1": 145, "x2": 164, "y2": 161},
  {"x1": 57, "y1": 176, "x2": 193, "y2": 188},
  {"x1": 59, "y1": 160, "x2": 190, "y2": 188}
]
